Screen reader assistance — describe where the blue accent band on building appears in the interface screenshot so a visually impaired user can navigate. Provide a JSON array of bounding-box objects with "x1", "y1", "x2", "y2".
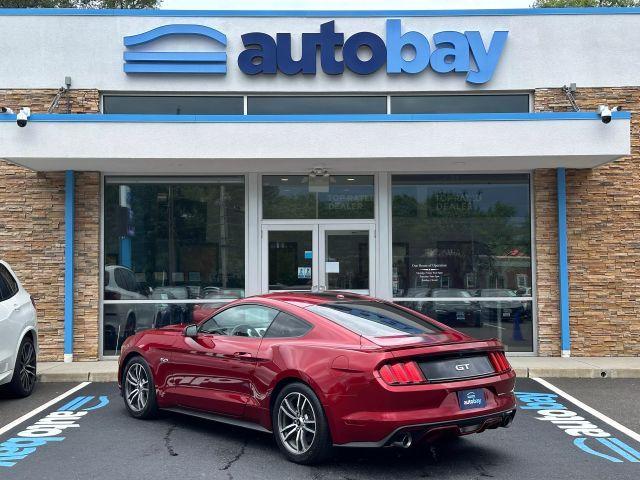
[
  {"x1": 0, "y1": 111, "x2": 630, "y2": 124},
  {"x1": 2, "y1": 8, "x2": 640, "y2": 17},
  {"x1": 557, "y1": 167, "x2": 571, "y2": 354},
  {"x1": 64, "y1": 170, "x2": 74, "y2": 359}
]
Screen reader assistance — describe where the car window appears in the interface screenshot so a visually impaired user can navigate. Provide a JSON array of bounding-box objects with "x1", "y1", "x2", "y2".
[
  {"x1": 114, "y1": 268, "x2": 126, "y2": 290},
  {"x1": 264, "y1": 312, "x2": 312, "y2": 338},
  {"x1": 200, "y1": 304, "x2": 279, "y2": 337},
  {"x1": 0, "y1": 265, "x2": 18, "y2": 301},
  {"x1": 308, "y1": 300, "x2": 442, "y2": 337},
  {"x1": 123, "y1": 269, "x2": 138, "y2": 292}
]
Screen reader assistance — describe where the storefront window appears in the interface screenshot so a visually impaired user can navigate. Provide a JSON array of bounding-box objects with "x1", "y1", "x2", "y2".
[
  {"x1": 391, "y1": 94, "x2": 529, "y2": 114},
  {"x1": 391, "y1": 174, "x2": 533, "y2": 352},
  {"x1": 103, "y1": 177, "x2": 245, "y2": 356},
  {"x1": 248, "y1": 96, "x2": 387, "y2": 115},
  {"x1": 262, "y1": 175, "x2": 374, "y2": 219}
]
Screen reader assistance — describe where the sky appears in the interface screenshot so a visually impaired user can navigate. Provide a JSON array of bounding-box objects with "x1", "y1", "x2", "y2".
[{"x1": 160, "y1": 1, "x2": 533, "y2": 10}]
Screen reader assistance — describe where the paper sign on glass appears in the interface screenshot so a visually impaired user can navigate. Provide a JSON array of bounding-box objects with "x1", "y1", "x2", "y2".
[{"x1": 326, "y1": 262, "x2": 340, "y2": 273}]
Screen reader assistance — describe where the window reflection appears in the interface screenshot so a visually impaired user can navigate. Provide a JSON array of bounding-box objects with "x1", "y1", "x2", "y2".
[
  {"x1": 392, "y1": 174, "x2": 533, "y2": 351},
  {"x1": 103, "y1": 177, "x2": 245, "y2": 356},
  {"x1": 262, "y1": 175, "x2": 374, "y2": 219},
  {"x1": 398, "y1": 300, "x2": 533, "y2": 352}
]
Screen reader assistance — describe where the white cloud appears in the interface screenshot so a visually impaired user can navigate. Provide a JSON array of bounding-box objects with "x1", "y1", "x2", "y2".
[{"x1": 160, "y1": 0, "x2": 532, "y2": 10}]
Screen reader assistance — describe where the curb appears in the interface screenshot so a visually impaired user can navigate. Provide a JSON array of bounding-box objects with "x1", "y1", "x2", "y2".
[{"x1": 37, "y1": 372, "x2": 119, "y2": 383}]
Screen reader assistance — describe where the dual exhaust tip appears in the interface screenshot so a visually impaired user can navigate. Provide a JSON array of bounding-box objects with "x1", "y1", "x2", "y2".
[
  {"x1": 389, "y1": 409, "x2": 516, "y2": 449},
  {"x1": 390, "y1": 432, "x2": 413, "y2": 449}
]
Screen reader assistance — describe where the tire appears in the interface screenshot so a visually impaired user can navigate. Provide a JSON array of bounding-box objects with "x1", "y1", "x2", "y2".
[
  {"x1": 8, "y1": 336, "x2": 37, "y2": 398},
  {"x1": 122, "y1": 356, "x2": 158, "y2": 419},
  {"x1": 272, "y1": 382, "x2": 332, "y2": 465}
]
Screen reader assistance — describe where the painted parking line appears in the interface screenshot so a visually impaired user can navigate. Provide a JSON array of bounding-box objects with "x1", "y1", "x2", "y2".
[
  {"x1": 533, "y1": 377, "x2": 640, "y2": 445},
  {"x1": 0, "y1": 382, "x2": 90, "y2": 437},
  {"x1": 516, "y1": 378, "x2": 640, "y2": 464}
]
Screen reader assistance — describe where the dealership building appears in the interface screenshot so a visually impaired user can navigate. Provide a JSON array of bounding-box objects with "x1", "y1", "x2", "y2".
[{"x1": 0, "y1": 7, "x2": 637, "y2": 361}]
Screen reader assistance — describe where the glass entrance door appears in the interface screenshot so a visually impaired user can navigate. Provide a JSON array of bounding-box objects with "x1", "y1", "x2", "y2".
[
  {"x1": 261, "y1": 224, "x2": 374, "y2": 295},
  {"x1": 319, "y1": 226, "x2": 373, "y2": 295}
]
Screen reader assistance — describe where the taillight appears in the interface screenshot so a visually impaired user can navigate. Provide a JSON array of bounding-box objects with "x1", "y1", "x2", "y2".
[
  {"x1": 30, "y1": 295, "x2": 36, "y2": 310},
  {"x1": 488, "y1": 351, "x2": 511, "y2": 373},
  {"x1": 379, "y1": 361, "x2": 427, "y2": 385}
]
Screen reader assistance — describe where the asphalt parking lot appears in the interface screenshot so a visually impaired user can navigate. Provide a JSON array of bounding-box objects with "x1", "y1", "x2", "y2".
[{"x1": 1, "y1": 378, "x2": 639, "y2": 480}]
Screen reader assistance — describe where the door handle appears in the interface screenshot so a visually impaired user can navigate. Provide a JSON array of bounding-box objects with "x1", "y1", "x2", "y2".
[{"x1": 233, "y1": 352, "x2": 253, "y2": 358}]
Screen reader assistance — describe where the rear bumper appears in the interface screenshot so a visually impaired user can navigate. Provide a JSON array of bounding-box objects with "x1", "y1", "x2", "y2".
[
  {"x1": 326, "y1": 370, "x2": 517, "y2": 445},
  {"x1": 336, "y1": 407, "x2": 517, "y2": 447}
]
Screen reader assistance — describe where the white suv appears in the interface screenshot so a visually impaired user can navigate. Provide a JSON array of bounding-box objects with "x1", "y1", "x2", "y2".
[{"x1": 0, "y1": 261, "x2": 37, "y2": 397}]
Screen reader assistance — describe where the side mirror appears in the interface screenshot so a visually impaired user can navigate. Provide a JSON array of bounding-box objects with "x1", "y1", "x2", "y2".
[{"x1": 183, "y1": 324, "x2": 198, "y2": 338}]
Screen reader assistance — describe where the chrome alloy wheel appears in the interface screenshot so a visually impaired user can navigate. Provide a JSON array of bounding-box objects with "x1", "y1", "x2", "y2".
[
  {"x1": 19, "y1": 341, "x2": 36, "y2": 393},
  {"x1": 124, "y1": 363, "x2": 149, "y2": 413},
  {"x1": 277, "y1": 392, "x2": 317, "y2": 455}
]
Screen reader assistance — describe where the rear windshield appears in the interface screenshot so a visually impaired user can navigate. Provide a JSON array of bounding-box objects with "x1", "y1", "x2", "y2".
[{"x1": 308, "y1": 300, "x2": 442, "y2": 337}]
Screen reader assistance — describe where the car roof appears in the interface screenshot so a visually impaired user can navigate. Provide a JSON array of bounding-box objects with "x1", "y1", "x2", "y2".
[{"x1": 258, "y1": 291, "x2": 371, "y2": 308}]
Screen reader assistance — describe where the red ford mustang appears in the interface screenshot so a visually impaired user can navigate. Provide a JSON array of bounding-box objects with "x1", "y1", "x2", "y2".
[{"x1": 118, "y1": 292, "x2": 516, "y2": 464}]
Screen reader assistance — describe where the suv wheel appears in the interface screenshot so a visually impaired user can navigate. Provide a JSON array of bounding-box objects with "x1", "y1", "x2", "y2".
[
  {"x1": 8, "y1": 336, "x2": 37, "y2": 397},
  {"x1": 272, "y1": 383, "x2": 332, "y2": 464}
]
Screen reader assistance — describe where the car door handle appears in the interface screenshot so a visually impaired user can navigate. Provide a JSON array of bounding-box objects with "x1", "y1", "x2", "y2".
[{"x1": 233, "y1": 352, "x2": 253, "y2": 358}]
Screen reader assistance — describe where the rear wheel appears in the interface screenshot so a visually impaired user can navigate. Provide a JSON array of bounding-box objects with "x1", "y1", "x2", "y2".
[
  {"x1": 122, "y1": 356, "x2": 158, "y2": 419},
  {"x1": 272, "y1": 383, "x2": 332, "y2": 465},
  {"x1": 8, "y1": 336, "x2": 37, "y2": 397}
]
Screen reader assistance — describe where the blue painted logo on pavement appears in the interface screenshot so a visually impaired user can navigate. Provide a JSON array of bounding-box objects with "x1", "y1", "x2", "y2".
[
  {"x1": 0, "y1": 395, "x2": 110, "y2": 468},
  {"x1": 516, "y1": 391, "x2": 640, "y2": 463}
]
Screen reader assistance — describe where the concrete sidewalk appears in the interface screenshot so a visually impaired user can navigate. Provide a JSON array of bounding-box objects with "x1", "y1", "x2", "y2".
[{"x1": 35, "y1": 357, "x2": 640, "y2": 383}]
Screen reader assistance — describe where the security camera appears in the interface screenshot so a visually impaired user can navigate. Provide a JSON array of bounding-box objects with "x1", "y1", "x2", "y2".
[
  {"x1": 16, "y1": 107, "x2": 30, "y2": 127},
  {"x1": 597, "y1": 105, "x2": 622, "y2": 124},
  {"x1": 0, "y1": 107, "x2": 14, "y2": 114}
]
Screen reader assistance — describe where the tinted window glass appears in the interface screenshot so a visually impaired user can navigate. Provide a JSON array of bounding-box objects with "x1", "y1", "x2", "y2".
[
  {"x1": 0, "y1": 266, "x2": 18, "y2": 298},
  {"x1": 103, "y1": 96, "x2": 244, "y2": 115},
  {"x1": 391, "y1": 94, "x2": 529, "y2": 114},
  {"x1": 392, "y1": 174, "x2": 531, "y2": 297},
  {"x1": 263, "y1": 175, "x2": 374, "y2": 219},
  {"x1": 308, "y1": 301, "x2": 442, "y2": 337},
  {"x1": 264, "y1": 312, "x2": 312, "y2": 338},
  {"x1": 0, "y1": 266, "x2": 15, "y2": 301},
  {"x1": 200, "y1": 305, "x2": 278, "y2": 337},
  {"x1": 248, "y1": 96, "x2": 386, "y2": 115}
]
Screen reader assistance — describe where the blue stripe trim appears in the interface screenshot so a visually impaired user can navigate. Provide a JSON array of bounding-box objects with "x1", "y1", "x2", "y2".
[
  {"x1": 1, "y1": 8, "x2": 640, "y2": 17},
  {"x1": 557, "y1": 167, "x2": 571, "y2": 354},
  {"x1": 123, "y1": 52, "x2": 227, "y2": 62},
  {"x1": 597, "y1": 438, "x2": 640, "y2": 463},
  {"x1": 58, "y1": 396, "x2": 88, "y2": 412},
  {"x1": 64, "y1": 170, "x2": 74, "y2": 358},
  {"x1": 124, "y1": 63, "x2": 227, "y2": 73},
  {"x1": 0, "y1": 112, "x2": 630, "y2": 123},
  {"x1": 124, "y1": 24, "x2": 226, "y2": 46}
]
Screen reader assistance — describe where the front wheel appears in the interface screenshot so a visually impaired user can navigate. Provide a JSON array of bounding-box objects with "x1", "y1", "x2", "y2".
[
  {"x1": 122, "y1": 356, "x2": 158, "y2": 419},
  {"x1": 7, "y1": 336, "x2": 37, "y2": 397},
  {"x1": 272, "y1": 383, "x2": 332, "y2": 465}
]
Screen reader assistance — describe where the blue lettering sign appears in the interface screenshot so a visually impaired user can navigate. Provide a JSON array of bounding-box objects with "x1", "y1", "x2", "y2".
[{"x1": 238, "y1": 20, "x2": 508, "y2": 84}]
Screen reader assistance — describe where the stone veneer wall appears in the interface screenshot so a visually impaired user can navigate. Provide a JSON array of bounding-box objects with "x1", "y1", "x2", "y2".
[
  {"x1": 0, "y1": 89, "x2": 100, "y2": 361},
  {"x1": 534, "y1": 87, "x2": 640, "y2": 356}
]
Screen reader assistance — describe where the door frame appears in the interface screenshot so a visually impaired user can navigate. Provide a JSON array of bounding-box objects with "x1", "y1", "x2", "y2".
[{"x1": 260, "y1": 221, "x2": 376, "y2": 295}]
